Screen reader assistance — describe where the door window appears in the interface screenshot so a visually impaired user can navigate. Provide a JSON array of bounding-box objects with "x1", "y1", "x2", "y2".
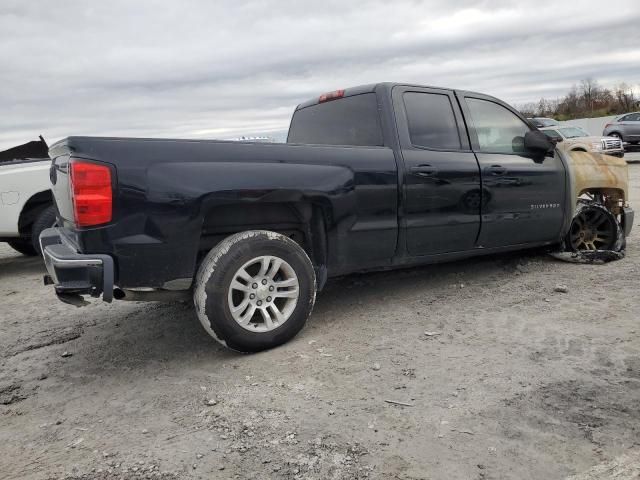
[
  {"x1": 403, "y1": 92, "x2": 461, "y2": 150},
  {"x1": 466, "y1": 98, "x2": 531, "y2": 153}
]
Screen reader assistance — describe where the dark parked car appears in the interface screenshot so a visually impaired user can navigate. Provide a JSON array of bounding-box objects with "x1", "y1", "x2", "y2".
[
  {"x1": 40, "y1": 83, "x2": 634, "y2": 352},
  {"x1": 527, "y1": 117, "x2": 560, "y2": 128},
  {"x1": 603, "y1": 112, "x2": 640, "y2": 144}
]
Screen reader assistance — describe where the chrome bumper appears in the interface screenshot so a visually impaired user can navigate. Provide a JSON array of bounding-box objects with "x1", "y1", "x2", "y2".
[{"x1": 40, "y1": 227, "x2": 114, "y2": 303}]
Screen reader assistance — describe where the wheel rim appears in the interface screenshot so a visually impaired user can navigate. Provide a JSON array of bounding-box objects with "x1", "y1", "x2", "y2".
[
  {"x1": 568, "y1": 207, "x2": 616, "y2": 251},
  {"x1": 227, "y1": 255, "x2": 299, "y2": 332}
]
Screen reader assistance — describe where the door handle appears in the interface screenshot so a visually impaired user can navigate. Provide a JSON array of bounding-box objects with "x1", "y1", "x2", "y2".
[
  {"x1": 410, "y1": 164, "x2": 438, "y2": 177},
  {"x1": 485, "y1": 165, "x2": 507, "y2": 175}
]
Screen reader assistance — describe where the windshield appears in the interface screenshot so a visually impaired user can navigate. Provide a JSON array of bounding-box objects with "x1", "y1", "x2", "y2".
[{"x1": 558, "y1": 126, "x2": 589, "y2": 138}]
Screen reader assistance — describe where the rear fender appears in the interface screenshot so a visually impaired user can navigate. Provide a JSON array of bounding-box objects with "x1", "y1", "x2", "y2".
[{"x1": 146, "y1": 161, "x2": 355, "y2": 284}]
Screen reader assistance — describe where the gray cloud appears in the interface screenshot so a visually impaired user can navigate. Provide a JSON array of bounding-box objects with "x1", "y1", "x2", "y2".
[{"x1": 1, "y1": 0, "x2": 639, "y2": 149}]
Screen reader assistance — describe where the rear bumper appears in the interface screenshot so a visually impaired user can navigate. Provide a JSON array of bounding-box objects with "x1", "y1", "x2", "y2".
[
  {"x1": 40, "y1": 227, "x2": 114, "y2": 304},
  {"x1": 622, "y1": 206, "x2": 634, "y2": 238}
]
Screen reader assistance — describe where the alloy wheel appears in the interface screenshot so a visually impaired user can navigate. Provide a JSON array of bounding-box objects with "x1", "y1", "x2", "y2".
[{"x1": 227, "y1": 255, "x2": 300, "y2": 332}]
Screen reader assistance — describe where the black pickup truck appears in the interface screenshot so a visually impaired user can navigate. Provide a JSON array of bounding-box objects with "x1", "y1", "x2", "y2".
[{"x1": 41, "y1": 82, "x2": 634, "y2": 352}]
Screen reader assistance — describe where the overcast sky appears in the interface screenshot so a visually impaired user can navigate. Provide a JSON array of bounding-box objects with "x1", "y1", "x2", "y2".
[{"x1": 1, "y1": 0, "x2": 639, "y2": 150}]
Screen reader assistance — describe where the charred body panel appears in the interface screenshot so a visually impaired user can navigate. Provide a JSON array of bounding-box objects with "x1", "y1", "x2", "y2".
[
  {"x1": 565, "y1": 151, "x2": 628, "y2": 208},
  {"x1": 557, "y1": 150, "x2": 632, "y2": 254}
]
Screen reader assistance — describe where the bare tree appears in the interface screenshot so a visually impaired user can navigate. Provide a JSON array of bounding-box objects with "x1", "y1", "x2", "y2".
[
  {"x1": 614, "y1": 83, "x2": 636, "y2": 112},
  {"x1": 580, "y1": 78, "x2": 600, "y2": 114},
  {"x1": 517, "y1": 78, "x2": 636, "y2": 120}
]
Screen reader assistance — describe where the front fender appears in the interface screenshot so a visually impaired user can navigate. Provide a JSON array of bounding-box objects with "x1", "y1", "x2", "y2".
[{"x1": 558, "y1": 149, "x2": 629, "y2": 239}]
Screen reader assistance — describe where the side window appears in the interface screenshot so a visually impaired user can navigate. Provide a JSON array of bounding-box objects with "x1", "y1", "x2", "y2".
[
  {"x1": 403, "y1": 92, "x2": 461, "y2": 150},
  {"x1": 620, "y1": 113, "x2": 639, "y2": 122},
  {"x1": 466, "y1": 98, "x2": 531, "y2": 153}
]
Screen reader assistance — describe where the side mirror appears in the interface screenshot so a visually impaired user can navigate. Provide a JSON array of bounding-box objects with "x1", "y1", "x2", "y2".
[{"x1": 524, "y1": 130, "x2": 554, "y2": 155}]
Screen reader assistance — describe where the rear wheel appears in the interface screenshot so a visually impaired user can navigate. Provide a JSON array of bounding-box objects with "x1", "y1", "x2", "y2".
[
  {"x1": 31, "y1": 205, "x2": 57, "y2": 255},
  {"x1": 7, "y1": 239, "x2": 37, "y2": 256},
  {"x1": 194, "y1": 230, "x2": 316, "y2": 352}
]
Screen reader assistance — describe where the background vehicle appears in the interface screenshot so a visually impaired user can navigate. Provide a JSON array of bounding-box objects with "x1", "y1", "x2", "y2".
[
  {"x1": 0, "y1": 137, "x2": 56, "y2": 255},
  {"x1": 540, "y1": 126, "x2": 624, "y2": 157},
  {"x1": 528, "y1": 117, "x2": 560, "y2": 128},
  {"x1": 40, "y1": 83, "x2": 634, "y2": 352},
  {"x1": 603, "y1": 112, "x2": 640, "y2": 144}
]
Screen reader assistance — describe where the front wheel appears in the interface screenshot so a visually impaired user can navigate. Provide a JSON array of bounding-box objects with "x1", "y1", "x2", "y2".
[
  {"x1": 609, "y1": 132, "x2": 623, "y2": 141},
  {"x1": 566, "y1": 201, "x2": 622, "y2": 252},
  {"x1": 193, "y1": 230, "x2": 316, "y2": 352}
]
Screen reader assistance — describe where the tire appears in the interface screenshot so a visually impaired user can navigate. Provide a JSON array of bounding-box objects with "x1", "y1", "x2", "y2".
[
  {"x1": 31, "y1": 205, "x2": 57, "y2": 255},
  {"x1": 194, "y1": 230, "x2": 317, "y2": 352},
  {"x1": 609, "y1": 132, "x2": 623, "y2": 141},
  {"x1": 7, "y1": 239, "x2": 37, "y2": 256}
]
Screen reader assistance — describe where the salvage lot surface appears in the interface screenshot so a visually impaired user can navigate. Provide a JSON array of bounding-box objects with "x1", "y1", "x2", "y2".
[{"x1": 1, "y1": 162, "x2": 639, "y2": 480}]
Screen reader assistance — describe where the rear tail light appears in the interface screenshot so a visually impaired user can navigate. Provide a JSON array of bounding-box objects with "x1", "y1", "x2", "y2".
[
  {"x1": 319, "y1": 89, "x2": 345, "y2": 103},
  {"x1": 70, "y1": 160, "x2": 112, "y2": 227}
]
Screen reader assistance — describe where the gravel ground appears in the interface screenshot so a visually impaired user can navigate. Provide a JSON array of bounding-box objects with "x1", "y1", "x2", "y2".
[{"x1": 1, "y1": 164, "x2": 639, "y2": 480}]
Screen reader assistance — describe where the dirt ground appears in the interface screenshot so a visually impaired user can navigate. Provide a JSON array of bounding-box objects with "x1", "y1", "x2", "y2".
[{"x1": 1, "y1": 160, "x2": 639, "y2": 480}]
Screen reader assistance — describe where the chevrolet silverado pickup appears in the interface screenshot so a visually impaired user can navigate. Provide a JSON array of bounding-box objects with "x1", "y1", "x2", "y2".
[{"x1": 40, "y1": 83, "x2": 634, "y2": 352}]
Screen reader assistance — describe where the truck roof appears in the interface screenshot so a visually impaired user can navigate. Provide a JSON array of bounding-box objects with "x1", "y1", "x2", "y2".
[{"x1": 294, "y1": 82, "x2": 496, "y2": 111}]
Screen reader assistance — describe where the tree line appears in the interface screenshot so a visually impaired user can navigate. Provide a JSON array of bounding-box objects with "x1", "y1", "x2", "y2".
[{"x1": 517, "y1": 79, "x2": 639, "y2": 120}]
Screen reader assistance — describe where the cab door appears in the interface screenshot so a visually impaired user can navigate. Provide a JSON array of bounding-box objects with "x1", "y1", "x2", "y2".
[
  {"x1": 392, "y1": 86, "x2": 481, "y2": 256},
  {"x1": 458, "y1": 93, "x2": 566, "y2": 247}
]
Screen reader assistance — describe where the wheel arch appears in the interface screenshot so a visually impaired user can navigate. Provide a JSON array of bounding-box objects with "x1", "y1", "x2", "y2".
[
  {"x1": 197, "y1": 201, "x2": 330, "y2": 289},
  {"x1": 18, "y1": 189, "x2": 53, "y2": 236}
]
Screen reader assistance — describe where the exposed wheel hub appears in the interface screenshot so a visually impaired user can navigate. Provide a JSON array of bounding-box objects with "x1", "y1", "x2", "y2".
[{"x1": 569, "y1": 206, "x2": 616, "y2": 251}]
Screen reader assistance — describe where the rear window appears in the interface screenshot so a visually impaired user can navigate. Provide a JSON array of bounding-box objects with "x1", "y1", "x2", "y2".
[{"x1": 287, "y1": 93, "x2": 383, "y2": 146}]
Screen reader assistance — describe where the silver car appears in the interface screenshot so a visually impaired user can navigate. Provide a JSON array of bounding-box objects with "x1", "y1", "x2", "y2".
[{"x1": 603, "y1": 112, "x2": 640, "y2": 144}]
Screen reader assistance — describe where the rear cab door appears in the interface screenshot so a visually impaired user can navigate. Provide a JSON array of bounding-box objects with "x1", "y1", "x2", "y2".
[
  {"x1": 391, "y1": 85, "x2": 482, "y2": 256},
  {"x1": 457, "y1": 92, "x2": 566, "y2": 247}
]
